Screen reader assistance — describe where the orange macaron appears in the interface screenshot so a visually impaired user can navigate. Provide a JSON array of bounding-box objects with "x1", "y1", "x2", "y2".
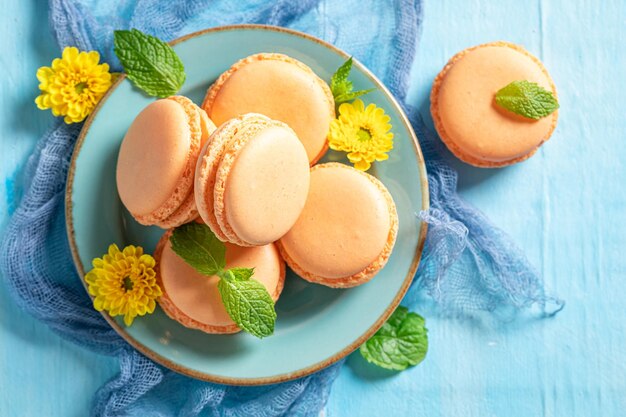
[
  {"x1": 155, "y1": 230, "x2": 285, "y2": 334},
  {"x1": 430, "y1": 41, "x2": 558, "y2": 167},
  {"x1": 116, "y1": 96, "x2": 216, "y2": 228},
  {"x1": 277, "y1": 163, "x2": 398, "y2": 288},
  {"x1": 202, "y1": 53, "x2": 335, "y2": 165},
  {"x1": 194, "y1": 113, "x2": 310, "y2": 246}
]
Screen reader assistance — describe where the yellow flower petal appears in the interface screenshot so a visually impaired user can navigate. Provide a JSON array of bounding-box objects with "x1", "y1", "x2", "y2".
[
  {"x1": 327, "y1": 100, "x2": 394, "y2": 171},
  {"x1": 35, "y1": 47, "x2": 112, "y2": 124},
  {"x1": 84, "y1": 244, "x2": 161, "y2": 327}
]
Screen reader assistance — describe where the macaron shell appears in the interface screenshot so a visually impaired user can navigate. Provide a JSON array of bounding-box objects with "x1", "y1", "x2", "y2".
[
  {"x1": 117, "y1": 96, "x2": 210, "y2": 227},
  {"x1": 431, "y1": 41, "x2": 558, "y2": 167},
  {"x1": 155, "y1": 190, "x2": 197, "y2": 229},
  {"x1": 116, "y1": 98, "x2": 192, "y2": 220},
  {"x1": 155, "y1": 230, "x2": 285, "y2": 334},
  {"x1": 277, "y1": 163, "x2": 398, "y2": 288},
  {"x1": 194, "y1": 114, "x2": 269, "y2": 242},
  {"x1": 214, "y1": 120, "x2": 310, "y2": 246},
  {"x1": 199, "y1": 107, "x2": 217, "y2": 140},
  {"x1": 202, "y1": 53, "x2": 334, "y2": 165},
  {"x1": 154, "y1": 98, "x2": 216, "y2": 229}
]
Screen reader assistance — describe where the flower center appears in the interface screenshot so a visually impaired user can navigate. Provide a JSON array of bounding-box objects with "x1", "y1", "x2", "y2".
[
  {"x1": 356, "y1": 128, "x2": 372, "y2": 142},
  {"x1": 74, "y1": 81, "x2": 88, "y2": 94},
  {"x1": 122, "y1": 276, "x2": 134, "y2": 292}
]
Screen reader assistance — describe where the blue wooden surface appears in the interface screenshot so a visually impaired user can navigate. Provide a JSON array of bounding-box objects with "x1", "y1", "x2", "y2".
[{"x1": 1, "y1": 0, "x2": 625, "y2": 416}]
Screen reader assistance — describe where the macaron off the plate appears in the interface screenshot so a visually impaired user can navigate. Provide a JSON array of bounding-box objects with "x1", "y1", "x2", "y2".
[{"x1": 430, "y1": 41, "x2": 558, "y2": 167}]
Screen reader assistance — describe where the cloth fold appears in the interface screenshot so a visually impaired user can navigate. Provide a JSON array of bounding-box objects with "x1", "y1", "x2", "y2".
[{"x1": 0, "y1": 0, "x2": 562, "y2": 416}]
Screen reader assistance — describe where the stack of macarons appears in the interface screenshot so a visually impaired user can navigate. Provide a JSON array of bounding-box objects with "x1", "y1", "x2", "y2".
[{"x1": 116, "y1": 53, "x2": 398, "y2": 334}]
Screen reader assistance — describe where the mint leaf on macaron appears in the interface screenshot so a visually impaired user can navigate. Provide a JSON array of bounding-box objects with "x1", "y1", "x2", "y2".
[
  {"x1": 170, "y1": 222, "x2": 226, "y2": 277},
  {"x1": 217, "y1": 276, "x2": 277, "y2": 338},
  {"x1": 360, "y1": 306, "x2": 428, "y2": 371},
  {"x1": 495, "y1": 80, "x2": 559, "y2": 120},
  {"x1": 170, "y1": 223, "x2": 276, "y2": 338},
  {"x1": 113, "y1": 28, "x2": 186, "y2": 97}
]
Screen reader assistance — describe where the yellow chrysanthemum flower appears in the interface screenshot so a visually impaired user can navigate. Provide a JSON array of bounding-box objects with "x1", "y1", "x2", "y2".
[
  {"x1": 35, "y1": 46, "x2": 113, "y2": 124},
  {"x1": 85, "y1": 244, "x2": 162, "y2": 326},
  {"x1": 328, "y1": 99, "x2": 394, "y2": 171}
]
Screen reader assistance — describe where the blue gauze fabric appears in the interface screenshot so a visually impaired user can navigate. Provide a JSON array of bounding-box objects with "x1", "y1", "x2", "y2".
[{"x1": 0, "y1": 0, "x2": 563, "y2": 416}]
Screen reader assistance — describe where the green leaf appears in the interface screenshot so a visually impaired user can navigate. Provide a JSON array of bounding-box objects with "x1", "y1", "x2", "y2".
[
  {"x1": 330, "y1": 57, "x2": 354, "y2": 98},
  {"x1": 113, "y1": 29, "x2": 185, "y2": 98},
  {"x1": 335, "y1": 88, "x2": 376, "y2": 105},
  {"x1": 228, "y1": 267, "x2": 255, "y2": 281},
  {"x1": 217, "y1": 277, "x2": 276, "y2": 338},
  {"x1": 330, "y1": 57, "x2": 375, "y2": 105},
  {"x1": 360, "y1": 306, "x2": 428, "y2": 371},
  {"x1": 495, "y1": 80, "x2": 559, "y2": 120},
  {"x1": 169, "y1": 223, "x2": 225, "y2": 276}
]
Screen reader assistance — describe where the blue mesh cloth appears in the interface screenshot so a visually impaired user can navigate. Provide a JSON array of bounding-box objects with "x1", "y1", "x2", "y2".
[{"x1": 0, "y1": 0, "x2": 563, "y2": 416}]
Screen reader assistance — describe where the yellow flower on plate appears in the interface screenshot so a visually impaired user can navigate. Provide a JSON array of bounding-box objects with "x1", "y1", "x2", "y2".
[
  {"x1": 85, "y1": 244, "x2": 162, "y2": 326},
  {"x1": 35, "y1": 46, "x2": 113, "y2": 124},
  {"x1": 328, "y1": 99, "x2": 394, "y2": 171}
]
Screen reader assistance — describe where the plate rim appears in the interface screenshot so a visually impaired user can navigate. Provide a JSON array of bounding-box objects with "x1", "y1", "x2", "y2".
[{"x1": 65, "y1": 23, "x2": 429, "y2": 385}]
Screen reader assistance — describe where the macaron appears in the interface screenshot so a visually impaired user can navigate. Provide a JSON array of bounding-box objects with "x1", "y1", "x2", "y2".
[
  {"x1": 116, "y1": 96, "x2": 216, "y2": 228},
  {"x1": 430, "y1": 41, "x2": 558, "y2": 167},
  {"x1": 277, "y1": 163, "x2": 398, "y2": 288},
  {"x1": 202, "y1": 53, "x2": 335, "y2": 165},
  {"x1": 195, "y1": 113, "x2": 310, "y2": 246},
  {"x1": 155, "y1": 230, "x2": 285, "y2": 334}
]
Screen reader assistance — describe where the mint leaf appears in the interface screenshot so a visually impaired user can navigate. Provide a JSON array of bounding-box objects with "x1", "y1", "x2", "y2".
[
  {"x1": 170, "y1": 223, "x2": 225, "y2": 276},
  {"x1": 330, "y1": 57, "x2": 354, "y2": 98},
  {"x1": 360, "y1": 306, "x2": 428, "y2": 371},
  {"x1": 334, "y1": 88, "x2": 376, "y2": 105},
  {"x1": 495, "y1": 80, "x2": 559, "y2": 120},
  {"x1": 217, "y1": 276, "x2": 276, "y2": 338},
  {"x1": 113, "y1": 29, "x2": 185, "y2": 98},
  {"x1": 330, "y1": 57, "x2": 375, "y2": 105},
  {"x1": 228, "y1": 267, "x2": 255, "y2": 281}
]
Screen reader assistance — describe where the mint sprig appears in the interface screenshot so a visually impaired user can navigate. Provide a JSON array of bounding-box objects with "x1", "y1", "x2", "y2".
[
  {"x1": 495, "y1": 80, "x2": 559, "y2": 120},
  {"x1": 169, "y1": 222, "x2": 225, "y2": 276},
  {"x1": 170, "y1": 223, "x2": 276, "y2": 338},
  {"x1": 330, "y1": 57, "x2": 375, "y2": 105},
  {"x1": 217, "y1": 275, "x2": 275, "y2": 338},
  {"x1": 113, "y1": 29, "x2": 185, "y2": 98},
  {"x1": 360, "y1": 306, "x2": 428, "y2": 371}
]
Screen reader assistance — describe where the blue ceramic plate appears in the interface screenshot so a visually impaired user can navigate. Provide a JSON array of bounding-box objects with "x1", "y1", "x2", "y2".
[{"x1": 66, "y1": 25, "x2": 428, "y2": 385}]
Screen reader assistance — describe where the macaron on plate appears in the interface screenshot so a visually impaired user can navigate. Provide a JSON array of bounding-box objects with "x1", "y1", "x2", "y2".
[{"x1": 66, "y1": 25, "x2": 428, "y2": 385}]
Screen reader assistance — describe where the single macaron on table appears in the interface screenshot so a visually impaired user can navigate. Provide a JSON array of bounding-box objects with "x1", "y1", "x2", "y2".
[{"x1": 430, "y1": 41, "x2": 558, "y2": 167}]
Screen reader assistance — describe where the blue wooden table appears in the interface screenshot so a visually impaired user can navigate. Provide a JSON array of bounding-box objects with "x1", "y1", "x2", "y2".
[{"x1": 1, "y1": 0, "x2": 625, "y2": 415}]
